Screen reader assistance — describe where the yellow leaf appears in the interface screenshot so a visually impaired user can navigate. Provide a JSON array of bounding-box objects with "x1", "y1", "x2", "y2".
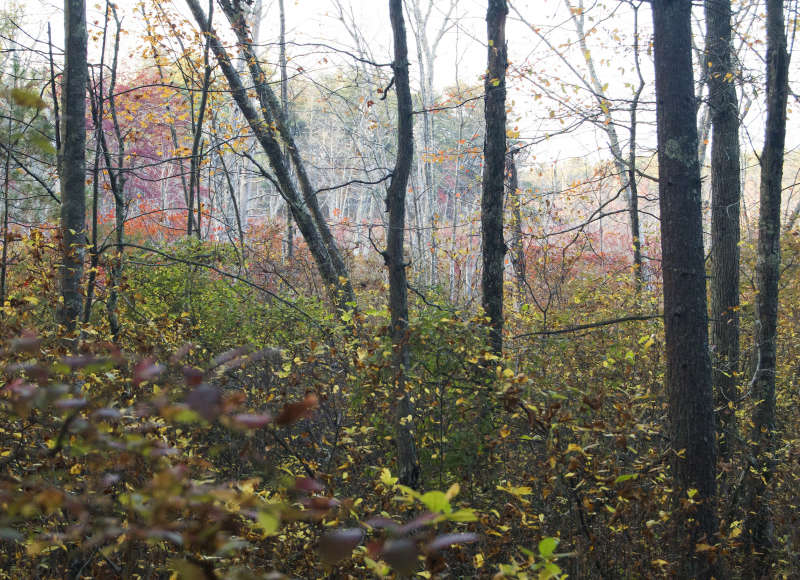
[{"x1": 445, "y1": 482, "x2": 460, "y2": 500}]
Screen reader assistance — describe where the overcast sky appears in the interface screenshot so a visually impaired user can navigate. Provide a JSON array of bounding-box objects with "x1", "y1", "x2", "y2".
[{"x1": 4, "y1": 0, "x2": 797, "y2": 168}]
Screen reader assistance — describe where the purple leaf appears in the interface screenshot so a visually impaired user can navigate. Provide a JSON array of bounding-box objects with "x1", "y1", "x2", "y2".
[
  {"x1": 318, "y1": 528, "x2": 363, "y2": 564},
  {"x1": 381, "y1": 538, "x2": 418, "y2": 575},
  {"x1": 294, "y1": 477, "x2": 325, "y2": 493},
  {"x1": 55, "y1": 397, "x2": 87, "y2": 409},
  {"x1": 233, "y1": 413, "x2": 273, "y2": 429},
  {"x1": 185, "y1": 384, "x2": 221, "y2": 421},
  {"x1": 426, "y1": 533, "x2": 479, "y2": 553}
]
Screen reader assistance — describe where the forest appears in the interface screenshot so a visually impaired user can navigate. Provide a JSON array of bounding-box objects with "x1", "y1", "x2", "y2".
[{"x1": 0, "y1": 0, "x2": 799, "y2": 577}]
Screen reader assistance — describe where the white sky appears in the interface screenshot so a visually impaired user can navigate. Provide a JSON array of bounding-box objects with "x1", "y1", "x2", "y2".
[{"x1": 4, "y1": 0, "x2": 797, "y2": 168}]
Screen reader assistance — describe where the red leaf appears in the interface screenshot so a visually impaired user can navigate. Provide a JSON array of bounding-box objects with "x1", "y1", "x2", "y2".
[
  {"x1": 133, "y1": 358, "x2": 164, "y2": 387},
  {"x1": 182, "y1": 366, "x2": 204, "y2": 386},
  {"x1": 276, "y1": 394, "x2": 318, "y2": 426}
]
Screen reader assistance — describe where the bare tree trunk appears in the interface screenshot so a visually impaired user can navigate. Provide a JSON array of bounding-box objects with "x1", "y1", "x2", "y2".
[
  {"x1": 279, "y1": 0, "x2": 294, "y2": 261},
  {"x1": 408, "y1": 0, "x2": 455, "y2": 287},
  {"x1": 59, "y1": 0, "x2": 88, "y2": 333},
  {"x1": 217, "y1": 0, "x2": 354, "y2": 304},
  {"x1": 745, "y1": 0, "x2": 789, "y2": 566},
  {"x1": 1, "y1": 149, "x2": 9, "y2": 310},
  {"x1": 448, "y1": 112, "x2": 464, "y2": 303},
  {"x1": 410, "y1": 3, "x2": 436, "y2": 286},
  {"x1": 706, "y1": 0, "x2": 741, "y2": 463},
  {"x1": 482, "y1": 0, "x2": 508, "y2": 356},
  {"x1": 83, "y1": 17, "x2": 106, "y2": 326},
  {"x1": 104, "y1": 4, "x2": 126, "y2": 340},
  {"x1": 651, "y1": 1, "x2": 717, "y2": 575},
  {"x1": 565, "y1": 0, "x2": 643, "y2": 286},
  {"x1": 386, "y1": 0, "x2": 420, "y2": 489},
  {"x1": 628, "y1": 2, "x2": 645, "y2": 289},
  {"x1": 188, "y1": 4, "x2": 213, "y2": 239},
  {"x1": 185, "y1": 0, "x2": 355, "y2": 309},
  {"x1": 506, "y1": 151, "x2": 526, "y2": 305}
]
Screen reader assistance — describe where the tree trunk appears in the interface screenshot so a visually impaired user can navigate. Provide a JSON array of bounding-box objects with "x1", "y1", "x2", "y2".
[
  {"x1": 187, "y1": 19, "x2": 212, "y2": 239},
  {"x1": 217, "y1": 0, "x2": 354, "y2": 306},
  {"x1": 278, "y1": 0, "x2": 294, "y2": 261},
  {"x1": 566, "y1": 0, "x2": 643, "y2": 286},
  {"x1": 102, "y1": 4, "x2": 126, "y2": 341},
  {"x1": 706, "y1": 0, "x2": 741, "y2": 463},
  {"x1": 386, "y1": 0, "x2": 420, "y2": 489},
  {"x1": 651, "y1": 1, "x2": 717, "y2": 574},
  {"x1": 59, "y1": 0, "x2": 88, "y2": 332},
  {"x1": 482, "y1": 0, "x2": 508, "y2": 356},
  {"x1": 184, "y1": 0, "x2": 355, "y2": 309},
  {"x1": 506, "y1": 151, "x2": 526, "y2": 305},
  {"x1": 1, "y1": 148, "x2": 9, "y2": 310},
  {"x1": 745, "y1": 0, "x2": 789, "y2": 566}
]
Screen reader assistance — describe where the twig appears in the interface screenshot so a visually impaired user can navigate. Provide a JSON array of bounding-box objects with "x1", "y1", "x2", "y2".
[{"x1": 511, "y1": 313, "x2": 662, "y2": 339}]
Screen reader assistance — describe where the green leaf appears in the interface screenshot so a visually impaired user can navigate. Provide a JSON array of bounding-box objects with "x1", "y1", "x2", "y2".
[
  {"x1": 420, "y1": 490, "x2": 451, "y2": 514},
  {"x1": 256, "y1": 508, "x2": 280, "y2": 535},
  {"x1": 10, "y1": 87, "x2": 47, "y2": 110},
  {"x1": 539, "y1": 561, "x2": 562, "y2": 579},
  {"x1": 448, "y1": 508, "x2": 478, "y2": 522},
  {"x1": 379, "y1": 467, "x2": 398, "y2": 487},
  {"x1": 538, "y1": 537, "x2": 559, "y2": 558},
  {"x1": 28, "y1": 133, "x2": 56, "y2": 155},
  {"x1": 614, "y1": 473, "x2": 638, "y2": 484}
]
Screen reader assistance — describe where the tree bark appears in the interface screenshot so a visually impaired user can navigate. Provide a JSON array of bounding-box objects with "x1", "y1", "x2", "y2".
[
  {"x1": 745, "y1": 0, "x2": 789, "y2": 565},
  {"x1": 385, "y1": 0, "x2": 420, "y2": 489},
  {"x1": 651, "y1": 1, "x2": 717, "y2": 574},
  {"x1": 59, "y1": 0, "x2": 88, "y2": 332},
  {"x1": 705, "y1": 0, "x2": 741, "y2": 463},
  {"x1": 482, "y1": 0, "x2": 508, "y2": 356}
]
